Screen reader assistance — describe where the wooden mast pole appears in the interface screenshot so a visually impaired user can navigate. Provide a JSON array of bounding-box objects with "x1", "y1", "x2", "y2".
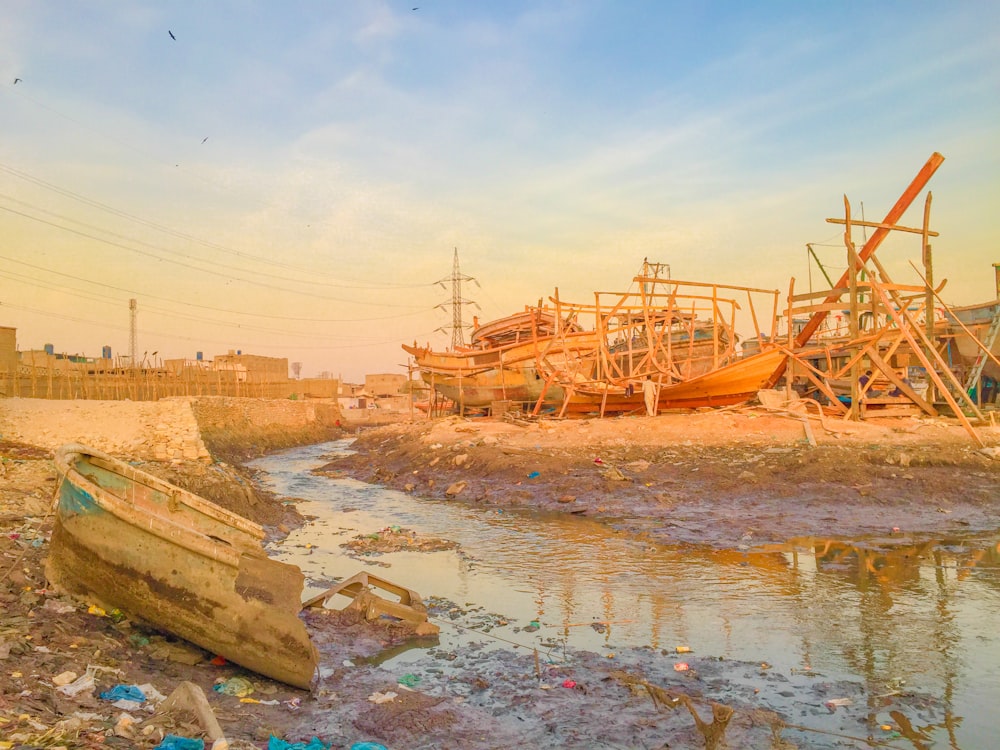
[{"x1": 921, "y1": 192, "x2": 936, "y2": 405}]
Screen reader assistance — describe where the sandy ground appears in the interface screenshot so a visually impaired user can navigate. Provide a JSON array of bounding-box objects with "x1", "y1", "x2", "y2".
[{"x1": 2, "y1": 399, "x2": 999, "y2": 749}]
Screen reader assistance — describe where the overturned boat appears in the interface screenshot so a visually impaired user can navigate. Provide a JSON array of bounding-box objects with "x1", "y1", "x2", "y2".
[{"x1": 46, "y1": 444, "x2": 319, "y2": 689}]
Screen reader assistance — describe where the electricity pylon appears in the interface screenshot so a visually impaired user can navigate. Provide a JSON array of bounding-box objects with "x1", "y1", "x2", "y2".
[
  {"x1": 129, "y1": 299, "x2": 137, "y2": 369},
  {"x1": 435, "y1": 248, "x2": 479, "y2": 348}
]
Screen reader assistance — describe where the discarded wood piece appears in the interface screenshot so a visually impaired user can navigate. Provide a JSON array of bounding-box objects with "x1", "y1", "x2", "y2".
[
  {"x1": 303, "y1": 571, "x2": 440, "y2": 636},
  {"x1": 610, "y1": 670, "x2": 735, "y2": 749},
  {"x1": 156, "y1": 681, "x2": 226, "y2": 744},
  {"x1": 755, "y1": 389, "x2": 820, "y2": 445},
  {"x1": 676, "y1": 693, "x2": 734, "y2": 750}
]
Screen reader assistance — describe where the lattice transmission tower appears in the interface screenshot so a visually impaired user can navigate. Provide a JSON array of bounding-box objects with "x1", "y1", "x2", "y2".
[
  {"x1": 129, "y1": 298, "x2": 137, "y2": 369},
  {"x1": 435, "y1": 248, "x2": 479, "y2": 348}
]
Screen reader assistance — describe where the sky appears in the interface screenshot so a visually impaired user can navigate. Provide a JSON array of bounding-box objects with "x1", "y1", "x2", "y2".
[{"x1": 2, "y1": 1, "x2": 999, "y2": 382}]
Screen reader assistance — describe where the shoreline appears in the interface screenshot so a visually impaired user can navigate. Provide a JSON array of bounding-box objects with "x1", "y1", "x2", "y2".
[{"x1": 2, "y1": 398, "x2": 999, "y2": 748}]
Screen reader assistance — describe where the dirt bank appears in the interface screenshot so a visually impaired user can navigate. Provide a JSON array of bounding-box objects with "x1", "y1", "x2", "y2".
[
  {"x1": 326, "y1": 409, "x2": 1000, "y2": 547},
  {"x1": 2, "y1": 399, "x2": 999, "y2": 749}
]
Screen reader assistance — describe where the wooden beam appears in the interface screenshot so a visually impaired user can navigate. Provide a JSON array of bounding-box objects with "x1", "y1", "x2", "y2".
[
  {"x1": 866, "y1": 348, "x2": 937, "y2": 417},
  {"x1": 825, "y1": 218, "x2": 939, "y2": 236},
  {"x1": 767, "y1": 152, "x2": 945, "y2": 388}
]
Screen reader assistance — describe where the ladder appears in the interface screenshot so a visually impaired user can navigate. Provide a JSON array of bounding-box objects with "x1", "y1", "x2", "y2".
[{"x1": 964, "y1": 306, "x2": 1000, "y2": 393}]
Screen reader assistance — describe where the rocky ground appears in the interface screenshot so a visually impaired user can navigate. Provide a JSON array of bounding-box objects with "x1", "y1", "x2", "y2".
[{"x1": 1, "y1": 399, "x2": 999, "y2": 749}]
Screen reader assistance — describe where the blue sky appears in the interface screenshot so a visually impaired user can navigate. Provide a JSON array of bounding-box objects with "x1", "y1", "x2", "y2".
[{"x1": 2, "y1": 1, "x2": 998, "y2": 380}]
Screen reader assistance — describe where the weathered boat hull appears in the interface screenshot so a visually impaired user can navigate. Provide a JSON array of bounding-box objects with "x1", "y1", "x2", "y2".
[
  {"x1": 944, "y1": 300, "x2": 1000, "y2": 381},
  {"x1": 46, "y1": 445, "x2": 318, "y2": 689},
  {"x1": 562, "y1": 349, "x2": 786, "y2": 414},
  {"x1": 419, "y1": 366, "x2": 565, "y2": 408}
]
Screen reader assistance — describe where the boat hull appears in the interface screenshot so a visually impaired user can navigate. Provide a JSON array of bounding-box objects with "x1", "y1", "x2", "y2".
[
  {"x1": 562, "y1": 349, "x2": 786, "y2": 414},
  {"x1": 46, "y1": 445, "x2": 318, "y2": 689},
  {"x1": 420, "y1": 366, "x2": 564, "y2": 408}
]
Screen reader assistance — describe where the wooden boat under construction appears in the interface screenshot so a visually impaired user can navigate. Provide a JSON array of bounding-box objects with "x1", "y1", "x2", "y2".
[
  {"x1": 406, "y1": 265, "x2": 785, "y2": 415},
  {"x1": 403, "y1": 308, "x2": 590, "y2": 409},
  {"x1": 558, "y1": 348, "x2": 787, "y2": 415},
  {"x1": 528, "y1": 266, "x2": 785, "y2": 415},
  {"x1": 46, "y1": 444, "x2": 319, "y2": 689}
]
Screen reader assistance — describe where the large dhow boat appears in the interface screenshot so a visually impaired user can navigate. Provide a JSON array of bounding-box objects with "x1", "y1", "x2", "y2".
[
  {"x1": 405, "y1": 261, "x2": 787, "y2": 417},
  {"x1": 403, "y1": 307, "x2": 594, "y2": 413},
  {"x1": 532, "y1": 266, "x2": 786, "y2": 416},
  {"x1": 46, "y1": 444, "x2": 319, "y2": 689}
]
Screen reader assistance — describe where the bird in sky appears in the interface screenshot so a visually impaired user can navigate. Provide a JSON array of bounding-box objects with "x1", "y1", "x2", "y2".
[
  {"x1": 168, "y1": 30, "x2": 176, "y2": 40},
  {"x1": 201, "y1": 137, "x2": 209, "y2": 144},
  {"x1": 13, "y1": 78, "x2": 22, "y2": 84}
]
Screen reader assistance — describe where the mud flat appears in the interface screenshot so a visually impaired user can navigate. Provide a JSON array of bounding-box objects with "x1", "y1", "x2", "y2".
[
  {"x1": 2, "y1": 398, "x2": 999, "y2": 748},
  {"x1": 329, "y1": 410, "x2": 1000, "y2": 547}
]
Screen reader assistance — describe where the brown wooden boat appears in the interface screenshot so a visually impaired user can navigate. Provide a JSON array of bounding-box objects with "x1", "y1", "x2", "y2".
[{"x1": 46, "y1": 444, "x2": 319, "y2": 689}]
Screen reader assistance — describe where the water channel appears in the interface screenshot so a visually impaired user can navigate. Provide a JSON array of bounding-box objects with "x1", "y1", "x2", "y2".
[{"x1": 250, "y1": 440, "x2": 1000, "y2": 748}]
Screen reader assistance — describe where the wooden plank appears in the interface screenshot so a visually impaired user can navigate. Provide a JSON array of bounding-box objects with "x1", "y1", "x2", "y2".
[{"x1": 826, "y1": 217, "x2": 939, "y2": 236}]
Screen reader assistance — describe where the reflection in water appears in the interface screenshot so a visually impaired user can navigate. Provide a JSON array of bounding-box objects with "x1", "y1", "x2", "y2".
[{"x1": 250, "y1": 441, "x2": 1000, "y2": 748}]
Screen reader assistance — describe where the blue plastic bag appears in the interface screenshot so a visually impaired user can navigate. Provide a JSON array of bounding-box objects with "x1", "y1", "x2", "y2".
[
  {"x1": 99, "y1": 684, "x2": 146, "y2": 703},
  {"x1": 155, "y1": 736, "x2": 205, "y2": 750},
  {"x1": 350, "y1": 743, "x2": 388, "y2": 750},
  {"x1": 268, "y1": 736, "x2": 331, "y2": 750}
]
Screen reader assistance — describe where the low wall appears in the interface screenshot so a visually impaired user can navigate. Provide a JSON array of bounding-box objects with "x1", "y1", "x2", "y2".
[
  {"x1": 0, "y1": 396, "x2": 344, "y2": 463},
  {"x1": 189, "y1": 396, "x2": 344, "y2": 463}
]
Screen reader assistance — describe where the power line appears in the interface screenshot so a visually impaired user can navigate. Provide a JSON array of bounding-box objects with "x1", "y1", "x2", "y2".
[
  {"x1": 0, "y1": 163, "x2": 433, "y2": 290},
  {"x1": 0, "y1": 205, "x2": 426, "y2": 307},
  {"x1": 0, "y1": 255, "x2": 434, "y2": 323}
]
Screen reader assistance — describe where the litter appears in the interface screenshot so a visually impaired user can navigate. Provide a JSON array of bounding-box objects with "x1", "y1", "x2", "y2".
[
  {"x1": 52, "y1": 670, "x2": 78, "y2": 686},
  {"x1": 155, "y1": 736, "x2": 205, "y2": 750},
  {"x1": 349, "y1": 743, "x2": 388, "y2": 750},
  {"x1": 368, "y1": 691, "x2": 397, "y2": 704},
  {"x1": 397, "y1": 673, "x2": 421, "y2": 688},
  {"x1": 268, "y1": 736, "x2": 330, "y2": 750},
  {"x1": 157, "y1": 681, "x2": 226, "y2": 744},
  {"x1": 99, "y1": 684, "x2": 146, "y2": 703},
  {"x1": 674, "y1": 662, "x2": 690, "y2": 672},
  {"x1": 825, "y1": 697, "x2": 853, "y2": 712},
  {"x1": 561, "y1": 679, "x2": 576, "y2": 688},
  {"x1": 212, "y1": 677, "x2": 254, "y2": 697}
]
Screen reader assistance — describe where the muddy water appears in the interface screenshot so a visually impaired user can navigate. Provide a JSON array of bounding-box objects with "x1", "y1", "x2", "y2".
[{"x1": 251, "y1": 440, "x2": 1000, "y2": 747}]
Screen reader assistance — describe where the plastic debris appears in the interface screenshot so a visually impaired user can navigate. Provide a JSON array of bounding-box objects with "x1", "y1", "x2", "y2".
[
  {"x1": 57, "y1": 664, "x2": 122, "y2": 698},
  {"x1": 212, "y1": 677, "x2": 254, "y2": 697},
  {"x1": 368, "y1": 690, "x2": 398, "y2": 704},
  {"x1": 527, "y1": 471, "x2": 540, "y2": 479},
  {"x1": 561, "y1": 679, "x2": 577, "y2": 688},
  {"x1": 397, "y1": 673, "x2": 421, "y2": 688},
  {"x1": 675, "y1": 646, "x2": 691, "y2": 654},
  {"x1": 674, "y1": 662, "x2": 690, "y2": 672},
  {"x1": 52, "y1": 670, "x2": 78, "y2": 686},
  {"x1": 155, "y1": 735, "x2": 206, "y2": 750},
  {"x1": 115, "y1": 712, "x2": 138, "y2": 735},
  {"x1": 349, "y1": 743, "x2": 388, "y2": 750},
  {"x1": 100, "y1": 684, "x2": 146, "y2": 703},
  {"x1": 825, "y1": 697, "x2": 853, "y2": 712},
  {"x1": 268, "y1": 736, "x2": 331, "y2": 750}
]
